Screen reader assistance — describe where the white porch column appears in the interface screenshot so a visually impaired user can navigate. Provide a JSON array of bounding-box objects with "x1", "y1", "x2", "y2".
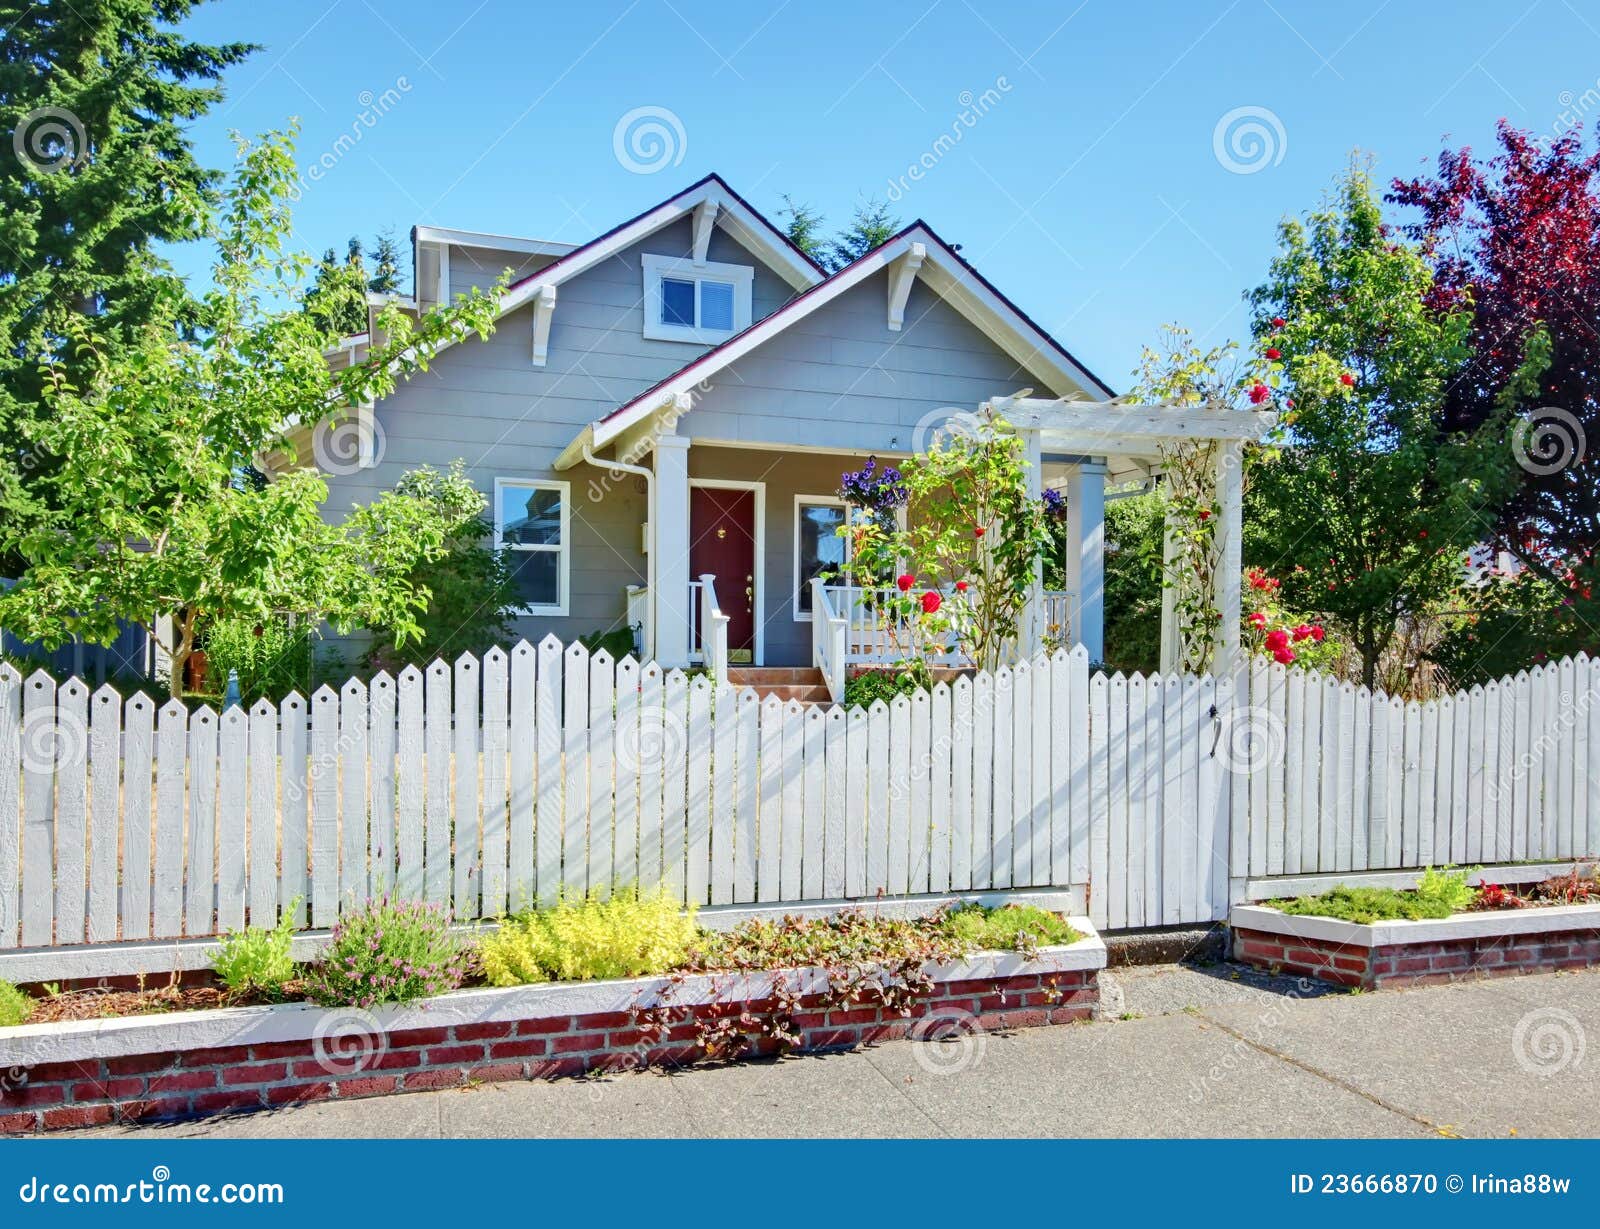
[
  {"x1": 1211, "y1": 441, "x2": 1245, "y2": 677},
  {"x1": 1020, "y1": 427, "x2": 1043, "y2": 657},
  {"x1": 1159, "y1": 487, "x2": 1182, "y2": 674},
  {"x1": 1064, "y1": 460, "x2": 1106, "y2": 663},
  {"x1": 652, "y1": 434, "x2": 693, "y2": 668}
]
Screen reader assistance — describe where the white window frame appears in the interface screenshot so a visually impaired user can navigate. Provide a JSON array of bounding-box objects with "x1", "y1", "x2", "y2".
[
  {"x1": 494, "y1": 477, "x2": 571, "y2": 617},
  {"x1": 642, "y1": 253, "x2": 754, "y2": 344},
  {"x1": 792, "y1": 494, "x2": 853, "y2": 623}
]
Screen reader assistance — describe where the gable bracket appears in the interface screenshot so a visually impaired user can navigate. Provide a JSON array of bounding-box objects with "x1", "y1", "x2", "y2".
[
  {"x1": 692, "y1": 198, "x2": 720, "y2": 265},
  {"x1": 886, "y1": 242, "x2": 926, "y2": 331},
  {"x1": 530, "y1": 284, "x2": 557, "y2": 366}
]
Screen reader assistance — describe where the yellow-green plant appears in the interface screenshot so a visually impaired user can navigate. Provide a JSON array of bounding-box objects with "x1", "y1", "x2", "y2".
[
  {"x1": 212, "y1": 901, "x2": 300, "y2": 1000},
  {"x1": 0, "y1": 979, "x2": 32, "y2": 1028},
  {"x1": 479, "y1": 888, "x2": 697, "y2": 985},
  {"x1": 1415, "y1": 865, "x2": 1476, "y2": 914}
]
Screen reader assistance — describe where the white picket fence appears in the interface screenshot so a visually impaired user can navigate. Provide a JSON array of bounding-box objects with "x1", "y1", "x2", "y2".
[{"x1": 0, "y1": 640, "x2": 1597, "y2": 967}]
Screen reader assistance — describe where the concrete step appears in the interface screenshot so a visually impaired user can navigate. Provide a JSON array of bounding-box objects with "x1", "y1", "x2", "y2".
[{"x1": 725, "y1": 666, "x2": 826, "y2": 686}]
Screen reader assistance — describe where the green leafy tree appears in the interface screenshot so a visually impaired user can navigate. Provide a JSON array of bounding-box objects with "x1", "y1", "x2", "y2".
[
  {"x1": 1244, "y1": 163, "x2": 1520, "y2": 688},
  {"x1": 363, "y1": 462, "x2": 519, "y2": 672},
  {"x1": 303, "y1": 236, "x2": 368, "y2": 338},
  {"x1": 367, "y1": 227, "x2": 403, "y2": 295},
  {"x1": 0, "y1": 0, "x2": 252, "y2": 540},
  {"x1": 0, "y1": 127, "x2": 506, "y2": 698}
]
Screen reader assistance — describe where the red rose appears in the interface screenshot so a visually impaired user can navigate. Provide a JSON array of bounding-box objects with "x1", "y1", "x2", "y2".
[
  {"x1": 1198, "y1": 508, "x2": 1211, "y2": 520},
  {"x1": 1265, "y1": 347, "x2": 1281, "y2": 360},
  {"x1": 1248, "y1": 382, "x2": 1271, "y2": 405},
  {"x1": 1310, "y1": 625, "x2": 1325, "y2": 642},
  {"x1": 1264, "y1": 628, "x2": 1289, "y2": 652},
  {"x1": 1248, "y1": 611, "x2": 1267, "y2": 629},
  {"x1": 896, "y1": 573, "x2": 914, "y2": 592},
  {"x1": 1271, "y1": 316, "x2": 1286, "y2": 328},
  {"x1": 974, "y1": 525, "x2": 986, "y2": 538},
  {"x1": 955, "y1": 580, "x2": 968, "y2": 592},
  {"x1": 1273, "y1": 646, "x2": 1296, "y2": 665},
  {"x1": 1291, "y1": 623, "x2": 1312, "y2": 642},
  {"x1": 921, "y1": 590, "x2": 941, "y2": 614},
  {"x1": 1418, "y1": 529, "x2": 1427, "y2": 539},
  {"x1": 1340, "y1": 372, "x2": 1355, "y2": 387}
]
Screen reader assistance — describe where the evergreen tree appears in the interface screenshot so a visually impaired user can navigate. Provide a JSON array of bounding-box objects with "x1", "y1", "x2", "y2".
[
  {"x1": 303, "y1": 236, "x2": 369, "y2": 338},
  {"x1": 367, "y1": 227, "x2": 403, "y2": 295},
  {"x1": 0, "y1": 0, "x2": 252, "y2": 422},
  {"x1": 823, "y1": 198, "x2": 901, "y2": 272},
  {"x1": 776, "y1": 195, "x2": 826, "y2": 264}
]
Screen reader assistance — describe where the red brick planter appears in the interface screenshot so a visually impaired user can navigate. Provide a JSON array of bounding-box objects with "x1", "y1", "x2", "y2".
[
  {"x1": 0, "y1": 928, "x2": 1103, "y2": 1135},
  {"x1": 1230, "y1": 903, "x2": 1600, "y2": 989}
]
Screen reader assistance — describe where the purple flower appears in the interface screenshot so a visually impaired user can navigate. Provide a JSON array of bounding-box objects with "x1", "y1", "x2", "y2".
[{"x1": 839, "y1": 455, "x2": 907, "y2": 513}]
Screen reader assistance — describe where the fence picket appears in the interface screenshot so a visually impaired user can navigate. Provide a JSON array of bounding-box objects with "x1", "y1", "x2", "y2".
[
  {"x1": 637, "y1": 663, "x2": 665, "y2": 895},
  {"x1": 684, "y1": 676, "x2": 711, "y2": 904},
  {"x1": 1125, "y1": 674, "x2": 1149, "y2": 927},
  {"x1": 310, "y1": 687, "x2": 340, "y2": 926},
  {"x1": 866, "y1": 699, "x2": 889, "y2": 894},
  {"x1": 1557, "y1": 657, "x2": 1578, "y2": 857},
  {"x1": 21, "y1": 671, "x2": 57, "y2": 947},
  {"x1": 661, "y1": 670, "x2": 689, "y2": 901},
  {"x1": 187, "y1": 704, "x2": 219, "y2": 934},
  {"x1": 216, "y1": 705, "x2": 246, "y2": 933},
  {"x1": 562, "y1": 643, "x2": 590, "y2": 899},
  {"x1": 153, "y1": 699, "x2": 187, "y2": 938},
  {"x1": 89, "y1": 684, "x2": 123, "y2": 943},
  {"x1": 803, "y1": 704, "x2": 827, "y2": 899},
  {"x1": 587, "y1": 651, "x2": 616, "y2": 898},
  {"x1": 783, "y1": 699, "x2": 808, "y2": 900},
  {"x1": 480, "y1": 649, "x2": 509, "y2": 915},
  {"x1": 531, "y1": 638, "x2": 560, "y2": 908},
  {"x1": 250, "y1": 699, "x2": 280, "y2": 923},
  {"x1": 424, "y1": 661, "x2": 453, "y2": 905},
  {"x1": 950, "y1": 676, "x2": 974, "y2": 893},
  {"x1": 395, "y1": 668, "x2": 424, "y2": 901},
  {"x1": 1105, "y1": 674, "x2": 1128, "y2": 930},
  {"x1": 120, "y1": 693, "x2": 154, "y2": 941},
  {"x1": 929, "y1": 682, "x2": 952, "y2": 894},
  {"x1": 615, "y1": 656, "x2": 642, "y2": 893},
  {"x1": 1009, "y1": 661, "x2": 1031, "y2": 888},
  {"x1": 971, "y1": 673, "x2": 994, "y2": 890},
  {"x1": 708, "y1": 682, "x2": 734, "y2": 905},
  {"x1": 453, "y1": 654, "x2": 481, "y2": 915},
  {"x1": 367, "y1": 677, "x2": 395, "y2": 901},
  {"x1": 280, "y1": 694, "x2": 310, "y2": 926},
  {"x1": 0, "y1": 668, "x2": 17, "y2": 947},
  {"x1": 54, "y1": 680, "x2": 88, "y2": 942},
  {"x1": 734, "y1": 690, "x2": 758, "y2": 901},
  {"x1": 845, "y1": 705, "x2": 868, "y2": 898},
  {"x1": 1090, "y1": 673, "x2": 1110, "y2": 927},
  {"x1": 991, "y1": 670, "x2": 1014, "y2": 892},
  {"x1": 823, "y1": 706, "x2": 848, "y2": 898}
]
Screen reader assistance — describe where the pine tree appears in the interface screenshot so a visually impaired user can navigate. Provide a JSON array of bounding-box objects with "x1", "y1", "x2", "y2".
[
  {"x1": 823, "y1": 198, "x2": 901, "y2": 272},
  {"x1": 303, "y1": 237, "x2": 369, "y2": 338},
  {"x1": 368, "y1": 227, "x2": 403, "y2": 295},
  {"x1": 776, "y1": 195, "x2": 826, "y2": 264},
  {"x1": 0, "y1": 0, "x2": 253, "y2": 424}
]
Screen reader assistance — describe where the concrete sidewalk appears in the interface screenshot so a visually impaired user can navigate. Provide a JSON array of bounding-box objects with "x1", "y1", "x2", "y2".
[{"x1": 78, "y1": 964, "x2": 1598, "y2": 1139}]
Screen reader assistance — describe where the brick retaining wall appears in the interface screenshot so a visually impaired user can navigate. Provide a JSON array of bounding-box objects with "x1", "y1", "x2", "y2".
[
  {"x1": 1233, "y1": 925, "x2": 1600, "y2": 989},
  {"x1": 0, "y1": 968, "x2": 1097, "y2": 1135}
]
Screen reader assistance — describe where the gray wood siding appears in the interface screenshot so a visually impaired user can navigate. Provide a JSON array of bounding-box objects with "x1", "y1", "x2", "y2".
[{"x1": 678, "y1": 271, "x2": 1062, "y2": 457}]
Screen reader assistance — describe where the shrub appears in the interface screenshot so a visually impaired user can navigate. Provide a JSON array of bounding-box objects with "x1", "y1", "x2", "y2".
[
  {"x1": 578, "y1": 626, "x2": 638, "y2": 661},
  {"x1": 0, "y1": 979, "x2": 31, "y2": 1027},
  {"x1": 212, "y1": 904, "x2": 299, "y2": 1000},
  {"x1": 843, "y1": 666, "x2": 924, "y2": 709},
  {"x1": 1272, "y1": 867, "x2": 1476, "y2": 925},
  {"x1": 943, "y1": 903, "x2": 1079, "y2": 952},
  {"x1": 479, "y1": 888, "x2": 697, "y2": 986},
  {"x1": 306, "y1": 897, "x2": 468, "y2": 1008},
  {"x1": 1415, "y1": 865, "x2": 1475, "y2": 913},
  {"x1": 201, "y1": 615, "x2": 314, "y2": 703}
]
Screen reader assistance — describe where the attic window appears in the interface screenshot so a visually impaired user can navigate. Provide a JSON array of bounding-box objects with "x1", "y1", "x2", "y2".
[{"x1": 643, "y1": 254, "x2": 752, "y2": 344}]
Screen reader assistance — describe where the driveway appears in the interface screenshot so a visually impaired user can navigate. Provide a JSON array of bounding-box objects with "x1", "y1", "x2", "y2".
[{"x1": 78, "y1": 964, "x2": 1598, "y2": 1139}]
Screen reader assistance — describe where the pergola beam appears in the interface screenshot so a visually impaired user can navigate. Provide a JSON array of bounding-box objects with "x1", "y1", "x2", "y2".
[{"x1": 984, "y1": 396, "x2": 1276, "y2": 453}]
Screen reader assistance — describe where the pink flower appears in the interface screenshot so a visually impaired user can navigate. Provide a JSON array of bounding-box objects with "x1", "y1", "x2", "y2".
[
  {"x1": 1292, "y1": 624, "x2": 1312, "y2": 642},
  {"x1": 1248, "y1": 611, "x2": 1267, "y2": 629},
  {"x1": 921, "y1": 590, "x2": 942, "y2": 614},
  {"x1": 1273, "y1": 646, "x2": 1296, "y2": 665},
  {"x1": 1264, "y1": 628, "x2": 1289, "y2": 652}
]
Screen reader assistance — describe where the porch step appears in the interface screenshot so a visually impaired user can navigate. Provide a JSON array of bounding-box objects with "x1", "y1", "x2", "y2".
[{"x1": 724, "y1": 667, "x2": 834, "y2": 705}]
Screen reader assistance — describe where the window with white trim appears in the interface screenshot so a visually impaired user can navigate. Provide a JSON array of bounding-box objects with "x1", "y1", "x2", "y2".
[
  {"x1": 794, "y1": 496, "x2": 852, "y2": 619},
  {"x1": 642, "y1": 254, "x2": 753, "y2": 344},
  {"x1": 494, "y1": 479, "x2": 570, "y2": 615}
]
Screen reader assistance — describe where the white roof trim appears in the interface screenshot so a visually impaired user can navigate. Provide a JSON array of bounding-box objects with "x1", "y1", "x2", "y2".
[
  {"x1": 575, "y1": 226, "x2": 1110, "y2": 463},
  {"x1": 412, "y1": 224, "x2": 577, "y2": 258}
]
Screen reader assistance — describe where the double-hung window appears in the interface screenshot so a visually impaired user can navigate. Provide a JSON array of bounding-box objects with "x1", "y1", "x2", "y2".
[
  {"x1": 642, "y1": 254, "x2": 753, "y2": 344},
  {"x1": 494, "y1": 478, "x2": 570, "y2": 615},
  {"x1": 794, "y1": 496, "x2": 852, "y2": 619}
]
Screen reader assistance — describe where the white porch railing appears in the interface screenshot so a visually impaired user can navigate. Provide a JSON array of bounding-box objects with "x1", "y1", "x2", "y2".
[
  {"x1": 810, "y1": 578, "x2": 848, "y2": 701},
  {"x1": 694, "y1": 574, "x2": 730, "y2": 677},
  {"x1": 625, "y1": 584, "x2": 650, "y2": 659},
  {"x1": 1042, "y1": 589, "x2": 1074, "y2": 649}
]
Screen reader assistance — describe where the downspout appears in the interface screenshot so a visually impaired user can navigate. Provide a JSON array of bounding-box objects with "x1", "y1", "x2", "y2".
[{"x1": 582, "y1": 436, "x2": 655, "y2": 658}]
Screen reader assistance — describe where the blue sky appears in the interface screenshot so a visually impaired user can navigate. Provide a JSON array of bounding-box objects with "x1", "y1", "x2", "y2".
[{"x1": 174, "y1": 0, "x2": 1588, "y2": 388}]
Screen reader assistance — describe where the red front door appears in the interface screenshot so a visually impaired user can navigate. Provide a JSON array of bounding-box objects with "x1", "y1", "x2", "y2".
[{"x1": 689, "y1": 487, "x2": 757, "y2": 662}]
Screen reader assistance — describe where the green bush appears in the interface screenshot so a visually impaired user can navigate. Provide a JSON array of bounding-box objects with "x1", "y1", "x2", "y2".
[
  {"x1": 0, "y1": 979, "x2": 31, "y2": 1027},
  {"x1": 578, "y1": 626, "x2": 638, "y2": 661},
  {"x1": 843, "y1": 667, "x2": 924, "y2": 709},
  {"x1": 943, "y1": 903, "x2": 1079, "y2": 952},
  {"x1": 200, "y1": 616, "x2": 314, "y2": 703},
  {"x1": 306, "y1": 897, "x2": 468, "y2": 1008},
  {"x1": 212, "y1": 905, "x2": 299, "y2": 999},
  {"x1": 1272, "y1": 867, "x2": 1476, "y2": 924},
  {"x1": 479, "y1": 888, "x2": 698, "y2": 985}
]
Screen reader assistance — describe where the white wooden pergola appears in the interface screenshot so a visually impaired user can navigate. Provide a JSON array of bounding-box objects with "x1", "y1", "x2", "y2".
[{"x1": 984, "y1": 394, "x2": 1278, "y2": 675}]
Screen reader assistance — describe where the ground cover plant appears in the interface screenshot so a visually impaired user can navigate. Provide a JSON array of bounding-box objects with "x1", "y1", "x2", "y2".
[
  {"x1": 303, "y1": 896, "x2": 469, "y2": 1009},
  {"x1": 0, "y1": 979, "x2": 31, "y2": 1027},
  {"x1": 1270, "y1": 866, "x2": 1476, "y2": 923},
  {"x1": 478, "y1": 887, "x2": 698, "y2": 986},
  {"x1": 212, "y1": 904, "x2": 300, "y2": 1001}
]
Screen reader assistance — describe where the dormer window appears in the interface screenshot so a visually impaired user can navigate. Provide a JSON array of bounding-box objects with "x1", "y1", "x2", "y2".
[{"x1": 642, "y1": 254, "x2": 753, "y2": 344}]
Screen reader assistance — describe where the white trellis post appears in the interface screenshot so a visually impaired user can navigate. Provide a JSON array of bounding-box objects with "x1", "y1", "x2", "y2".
[{"x1": 1064, "y1": 460, "x2": 1106, "y2": 664}]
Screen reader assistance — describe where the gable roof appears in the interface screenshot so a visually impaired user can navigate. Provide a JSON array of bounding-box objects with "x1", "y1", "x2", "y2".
[{"x1": 556, "y1": 221, "x2": 1115, "y2": 467}]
